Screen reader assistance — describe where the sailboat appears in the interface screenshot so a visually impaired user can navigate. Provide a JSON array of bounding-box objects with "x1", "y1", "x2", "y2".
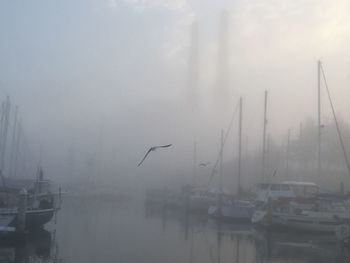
[
  {"x1": 208, "y1": 98, "x2": 254, "y2": 222},
  {"x1": 252, "y1": 61, "x2": 350, "y2": 233}
]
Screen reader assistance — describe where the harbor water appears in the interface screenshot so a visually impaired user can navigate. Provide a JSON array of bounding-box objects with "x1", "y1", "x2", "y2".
[{"x1": 5, "y1": 197, "x2": 349, "y2": 263}]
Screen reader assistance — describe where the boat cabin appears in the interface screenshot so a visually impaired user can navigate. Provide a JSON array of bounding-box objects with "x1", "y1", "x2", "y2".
[{"x1": 256, "y1": 181, "x2": 319, "y2": 202}]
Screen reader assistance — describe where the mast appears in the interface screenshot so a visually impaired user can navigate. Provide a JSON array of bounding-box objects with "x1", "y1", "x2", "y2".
[
  {"x1": 237, "y1": 97, "x2": 242, "y2": 196},
  {"x1": 220, "y1": 130, "x2": 224, "y2": 192},
  {"x1": 219, "y1": 129, "x2": 224, "y2": 217},
  {"x1": 9, "y1": 106, "x2": 18, "y2": 177},
  {"x1": 193, "y1": 141, "x2": 197, "y2": 185},
  {"x1": 0, "y1": 102, "x2": 5, "y2": 152},
  {"x1": 262, "y1": 90, "x2": 268, "y2": 181},
  {"x1": 317, "y1": 60, "x2": 322, "y2": 178},
  {"x1": 13, "y1": 119, "x2": 21, "y2": 177},
  {"x1": 286, "y1": 129, "x2": 291, "y2": 179},
  {"x1": 0, "y1": 96, "x2": 11, "y2": 172},
  {"x1": 320, "y1": 62, "x2": 350, "y2": 180}
]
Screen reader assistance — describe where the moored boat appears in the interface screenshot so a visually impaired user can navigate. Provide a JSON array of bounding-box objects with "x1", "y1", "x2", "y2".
[
  {"x1": 252, "y1": 194, "x2": 350, "y2": 233},
  {"x1": 0, "y1": 168, "x2": 61, "y2": 231},
  {"x1": 208, "y1": 199, "x2": 254, "y2": 222}
]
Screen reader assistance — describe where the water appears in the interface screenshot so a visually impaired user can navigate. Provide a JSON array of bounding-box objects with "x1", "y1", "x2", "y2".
[{"x1": 3, "y1": 198, "x2": 350, "y2": 262}]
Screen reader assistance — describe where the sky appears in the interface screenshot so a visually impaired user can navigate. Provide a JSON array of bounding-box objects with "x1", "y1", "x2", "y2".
[{"x1": 1, "y1": 0, "x2": 350, "y2": 189}]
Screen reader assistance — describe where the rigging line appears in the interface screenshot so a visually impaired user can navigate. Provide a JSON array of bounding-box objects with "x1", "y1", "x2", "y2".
[
  {"x1": 207, "y1": 100, "x2": 240, "y2": 187},
  {"x1": 320, "y1": 64, "x2": 350, "y2": 177}
]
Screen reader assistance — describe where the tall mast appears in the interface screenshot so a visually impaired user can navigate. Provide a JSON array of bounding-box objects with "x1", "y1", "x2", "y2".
[
  {"x1": 0, "y1": 96, "x2": 11, "y2": 172},
  {"x1": 317, "y1": 60, "x2": 322, "y2": 178},
  {"x1": 9, "y1": 106, "x2": 18, "y2": 177},
  {"x1": 218, "y1": 130, "x2": 224, "y2": 218},
  {"x1": 13, "y1": 119, "x2": 21, "y2": 177},
  {"x1": 220, "y1": 130, "x2": 224, "y2": 193},
  {"x1": 320, "y1": 62, "x2": 350, "y2": 181},
  {"x1": 286, "y1": 128, "x2": 291, "y2": 179},
  {"x1": 262, "y1": 90, "x2": 268, "y2": 181},
  {"x1": 193, "y1": 141, "x2": 197, "y2": 185},
  {"x1": 237, "y1": 97, "x2": 242, "y2": 196}
]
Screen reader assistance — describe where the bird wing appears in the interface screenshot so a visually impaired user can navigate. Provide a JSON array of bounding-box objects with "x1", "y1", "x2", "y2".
[
  {"x1": 137, "y1": 148, "x2": 153, "y2": 167},
  {"x1": 157, "y1": 144, "x2": 172, "y2": 148},
  {"x1": 137, "y1": 144, "x2": 172, "y2": 166}
]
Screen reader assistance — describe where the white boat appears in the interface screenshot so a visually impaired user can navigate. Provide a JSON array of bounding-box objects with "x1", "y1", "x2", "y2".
[
  {"x1": 208, "y1": 200, "x2": 254, "y2": 222},
  {"x1": 252, "y1": 197, "x2": 350, "y2": 233},
  {"x1": 255, "y1": 181, "x2": 319, "y2": 203}
]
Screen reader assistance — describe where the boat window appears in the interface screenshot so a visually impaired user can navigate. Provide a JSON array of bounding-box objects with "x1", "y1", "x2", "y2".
[
  {"x1": 258, "y1": 184, "x2": 269, "y2": 190},
  {"x1": 304, "y1": 186, "x2": 318, "y2": 195},
  {"x1": 291, "y1": 185, "x2": 304, "y2": 196},
  {"x1": 270, "y1": 184, "x2": 280, "y2": 190},
  {"x1": 280, "y1": 185, "x2": 290, "y2": 191}
]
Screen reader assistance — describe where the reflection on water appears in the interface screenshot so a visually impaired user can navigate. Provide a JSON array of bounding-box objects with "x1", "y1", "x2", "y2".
[
  {"x1": 0, "y1": 229, "x2": 60, "y2": 263},
  {"x1": 6, "y1": 198, "x2": 349, "y2": 263}
]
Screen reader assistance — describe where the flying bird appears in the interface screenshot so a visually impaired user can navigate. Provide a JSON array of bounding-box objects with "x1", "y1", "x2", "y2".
[
  {"x1": 199, "y1": 162, "x2": 211, "y2": 167},
  {"x1": 137, "y1": 144, "x2": 172, "y2": 167},
  {"x1": 272, "y1": 169, "x2": 277, "y2": 177}
]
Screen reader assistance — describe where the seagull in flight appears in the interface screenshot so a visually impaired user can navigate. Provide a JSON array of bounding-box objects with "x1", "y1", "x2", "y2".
[
  {"x1": 137, "y1": 144, "x2": 172, "y2": 167},
  {"x1": 199, "y1": 162, "x2": 211, "y2": 167},
  {"x1": 272, "y1": 169, "x2": 277, "y2": 177}
]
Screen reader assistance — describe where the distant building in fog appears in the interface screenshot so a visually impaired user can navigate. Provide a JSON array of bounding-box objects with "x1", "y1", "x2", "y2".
[
  {"x1": 187, "y1": 21, "x2": 199, "y2": 107},
  {"x1": 216, "y1": 10, "x2": 230, "y2": 105}
]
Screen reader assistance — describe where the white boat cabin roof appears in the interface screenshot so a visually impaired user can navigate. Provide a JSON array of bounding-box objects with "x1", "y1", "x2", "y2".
[
  {"x1": 281, "y1": 181, "x2": 317, "y2": 187},
  {"x1": 257, "y1": 181, "x2": 318, "y2": 190}
]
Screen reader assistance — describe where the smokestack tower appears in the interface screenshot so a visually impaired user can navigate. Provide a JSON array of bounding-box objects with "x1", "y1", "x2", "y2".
[
  {"x1": 187, "y1": 21, "x2": 199, "y2": 107},
  {"x1": 216, "y1": 11, "x2": 230, "y2": 104}
]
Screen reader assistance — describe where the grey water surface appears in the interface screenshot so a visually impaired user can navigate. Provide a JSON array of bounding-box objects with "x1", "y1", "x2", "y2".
[{"x1": 37, "y1": 198, "x2": 350, "y2": 263}]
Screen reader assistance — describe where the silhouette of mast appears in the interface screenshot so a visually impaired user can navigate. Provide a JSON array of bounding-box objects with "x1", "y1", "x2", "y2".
[
  {"x1": 237, "y1": 97, "x2": 242, "y2": 195},
  {"x1": 286, "y1": 128, "x2": 291, "y2": 179},
  {"x1": 9, "y1": 106, "x2": 18, "y2": 177},
  {"x1": 317, "y1": 60, "x2": 322, "y2": 178},
  {"x1": 262, "y1": 91, "x2": 268, "y2": 181},
  {"x1": 0, "y1": 96, "x2": 11, "y2": 172},
  {"x1": 193, "y1": 141, "x2": 197, "y2": 185}
]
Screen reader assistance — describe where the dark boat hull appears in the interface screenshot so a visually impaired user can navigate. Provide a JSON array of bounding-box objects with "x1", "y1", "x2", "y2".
[{"x1": 4, "y1": 209, "x2": 55, "y2": 229}]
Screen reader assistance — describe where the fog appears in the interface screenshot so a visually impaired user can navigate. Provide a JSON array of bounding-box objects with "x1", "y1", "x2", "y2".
[{"x1": 2, "y1": 0, "x2": 350, "y2": 194}]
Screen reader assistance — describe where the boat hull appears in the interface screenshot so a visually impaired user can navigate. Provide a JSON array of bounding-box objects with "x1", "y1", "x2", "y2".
[
  {"x1": 209, "y1": 204, "x2": 253, "y2": 222},
  {"x1": 2, "y1": 209, "x2": 55, "y2": 229},
  {"x1": 252, "y1": 210, "x2": 349, "y2": 233}
]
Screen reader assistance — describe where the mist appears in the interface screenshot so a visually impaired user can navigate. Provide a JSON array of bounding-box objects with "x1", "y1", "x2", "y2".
[{"x1": 1, "y1": 0, "x2": 350, "y2": 194}]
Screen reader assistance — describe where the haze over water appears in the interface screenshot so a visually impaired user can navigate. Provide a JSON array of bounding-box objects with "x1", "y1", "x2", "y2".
[
  {"x1": 2, "y1": 0, "x2": 350, "y2": 192},
  {"x1": 47, "y1": 198, "x2": 349, "y2": 263},
  {"x1": 1, "y1": 1, "x2": 350, "y2": 262}
]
